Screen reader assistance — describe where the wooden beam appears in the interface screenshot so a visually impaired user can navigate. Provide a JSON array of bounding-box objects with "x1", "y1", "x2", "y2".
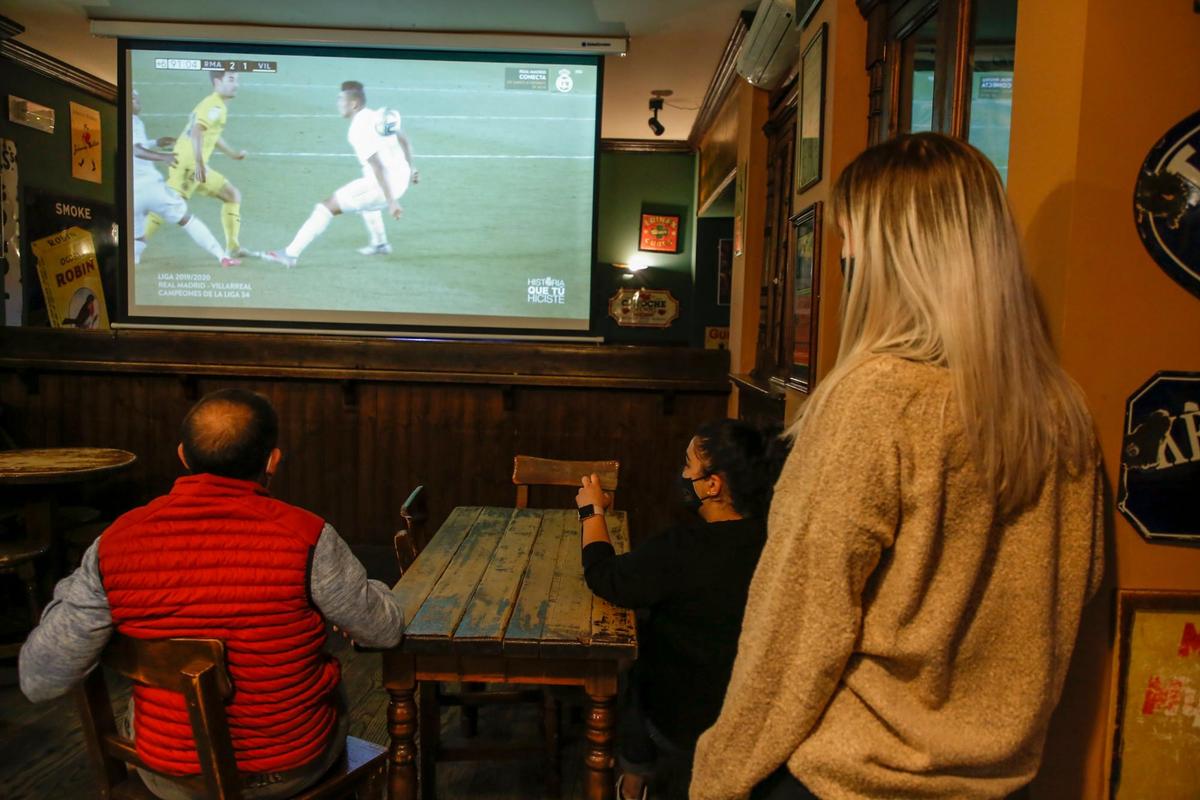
[
  {"x1": 599, "y1": 138, "x2": 692, "y2": 154},
  {"x1": 0, "y1": 38, "x2": 116, "y2": 102},
  {"x1": 0, "y1": 328, "x2": 731, "y2": 392},
  {"x1": 688, "y1": 10, "x2": 754, "y2": 147},
  {"x1": 0, "y1": 15, "x2": 25, "y2": 41}
]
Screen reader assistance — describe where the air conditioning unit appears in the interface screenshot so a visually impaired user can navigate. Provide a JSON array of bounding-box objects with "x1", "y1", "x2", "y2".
[{"x1": 736, "y1": 0, "x2": 799, "y2": 90}]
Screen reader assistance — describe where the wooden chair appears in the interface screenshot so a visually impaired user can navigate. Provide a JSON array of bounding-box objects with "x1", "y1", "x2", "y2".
[
  {"x1": 0, "y1": 523, "x2": 51, "y2": 660},
  {"x1": 511, "y1": 455, "x2": 620, "y2": 509},
  {"x1": 392, "y1": 485, "x2": 427, "y2": 573},
  {"x1": 76, "y1": 634, "x2": 387, "y2": 800}
]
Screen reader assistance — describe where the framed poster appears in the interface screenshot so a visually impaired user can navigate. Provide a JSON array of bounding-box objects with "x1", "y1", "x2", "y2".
[
  {"x1": 788, "y1": 202, "x2": 822, "y2": 391},
  {"x1": 797, "y1": 23, "x2": 827, "y2": 193},
  {"x1": 1109, "y1": 590, "x2": 1200, "y2": 800},
  {"x1": 639, "y1": 212, "x2": 681, "y2": 253},
  {"x1": 716, "y1": 237, "x2": 733, "y2": 306},
  {"x1": 69, "y1": 101, "x2": 102, "y2": 184}
]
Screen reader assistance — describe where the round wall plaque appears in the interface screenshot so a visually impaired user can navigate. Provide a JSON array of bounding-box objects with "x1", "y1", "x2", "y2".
[{"x1": 1133, "y1": 109, "x2": 1200, "y2": 300}]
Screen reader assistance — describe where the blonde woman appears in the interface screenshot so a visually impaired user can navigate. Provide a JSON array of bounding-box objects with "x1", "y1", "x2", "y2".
[{"x1": 690, "y1": 133, "x2": 1105, "y2": 800}]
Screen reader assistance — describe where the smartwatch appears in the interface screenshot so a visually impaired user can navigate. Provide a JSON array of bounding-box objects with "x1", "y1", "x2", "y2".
[{"x1": 577, "y1": 503, "x2": 597, "y2": 521}]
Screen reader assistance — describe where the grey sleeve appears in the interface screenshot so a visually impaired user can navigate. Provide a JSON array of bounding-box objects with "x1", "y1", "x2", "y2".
[
  {"x1": 311, "y1": 524, "x2": 404, "y2": 648},
  {"x1": 19, "y1": 538, "x2": 113, "y2": 703}
]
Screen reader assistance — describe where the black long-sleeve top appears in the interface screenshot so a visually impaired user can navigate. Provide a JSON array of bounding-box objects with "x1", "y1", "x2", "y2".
[{"x1": 581, "y1": 517, "x2": 767, "y2": 745}]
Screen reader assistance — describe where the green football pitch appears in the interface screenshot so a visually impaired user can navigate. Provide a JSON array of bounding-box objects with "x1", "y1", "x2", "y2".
[{"x1": 131, "y1": 53, "x2": 597, "y2": 326}]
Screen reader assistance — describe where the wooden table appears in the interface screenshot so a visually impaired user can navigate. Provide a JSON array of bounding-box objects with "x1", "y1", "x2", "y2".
[
  {"x1": 0, "y1": 447, "x2": 138, "y2": 543},
  {"x1": 384, "y1": 506, "x2": 637, "y2": 800}
]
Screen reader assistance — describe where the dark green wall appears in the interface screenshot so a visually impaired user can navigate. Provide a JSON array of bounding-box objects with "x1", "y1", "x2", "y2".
[
  {"x1": 593, "y1": 151, "x2": 697, "y2": 344},
  {"x1": 0, "y1": 63, "x2": 117, "y2": 204},
  {"x1": 0, "y1": 58, "x2": 117, "y2": 325}
]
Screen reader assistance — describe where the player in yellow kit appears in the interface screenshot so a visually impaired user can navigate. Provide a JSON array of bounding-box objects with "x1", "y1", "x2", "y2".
[{"x1": 148, "y1": 70, "x2": 250, "y2": 257}]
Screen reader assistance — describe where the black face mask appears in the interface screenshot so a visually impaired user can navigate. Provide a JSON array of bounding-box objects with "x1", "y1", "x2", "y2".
[{"x1": 678, "y1": 472, "x2": 712, "y2": 513}]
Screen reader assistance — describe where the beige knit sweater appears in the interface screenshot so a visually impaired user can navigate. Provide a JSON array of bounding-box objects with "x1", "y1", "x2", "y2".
[{"x1": 691, "y1": 356, "x2": 1104, "y2": 800}]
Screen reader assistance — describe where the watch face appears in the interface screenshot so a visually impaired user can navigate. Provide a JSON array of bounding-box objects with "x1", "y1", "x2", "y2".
[
  {"x1": 1134, "y1": 108, "x2": 1200, "y2": 300},
  {"x1": 577, "y1": 504, "x2": 594, "y2": 520}
]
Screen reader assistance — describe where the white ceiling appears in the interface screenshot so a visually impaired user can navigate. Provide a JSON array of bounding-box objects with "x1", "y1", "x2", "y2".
[{"x1": 0, "y1": 0, "x2": 756, "y2": 140}]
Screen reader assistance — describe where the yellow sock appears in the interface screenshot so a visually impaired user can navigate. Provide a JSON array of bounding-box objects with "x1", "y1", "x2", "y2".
[
  {"x1": 143, "y1": 213, "x2": 164, "y2": 240},
  {"x1": 221, "y1": 202, "x2": 241, "y2": 253}
]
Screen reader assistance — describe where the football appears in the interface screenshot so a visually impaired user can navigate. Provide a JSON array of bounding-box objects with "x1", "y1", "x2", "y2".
[{"x1": 375, "y1": 108, "x2": 402, "y2": 136}]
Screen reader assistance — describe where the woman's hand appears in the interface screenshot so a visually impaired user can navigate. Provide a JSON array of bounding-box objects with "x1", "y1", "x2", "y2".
[{"x1": 576, "y1": 473, "x2": 612, "y2": 511}]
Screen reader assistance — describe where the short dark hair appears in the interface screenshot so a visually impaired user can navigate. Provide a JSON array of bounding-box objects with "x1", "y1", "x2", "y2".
[
  {"x1": 341, "y1": 80, "x2": 366, "y2": 106},
  {"x1": 180, "y1": 389, "x2": 278, "y2": 480},
  {"x1": 209, "y1": 69, "x2": 232, "y2": 84},
  {"x1": 694, "y1": 419, "x2": 791, "y2": 518}
]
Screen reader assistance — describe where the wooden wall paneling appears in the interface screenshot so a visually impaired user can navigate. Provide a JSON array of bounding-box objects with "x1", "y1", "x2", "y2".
[{"x1": 0, "y1": 331, "x2": 730, "y2": 551}]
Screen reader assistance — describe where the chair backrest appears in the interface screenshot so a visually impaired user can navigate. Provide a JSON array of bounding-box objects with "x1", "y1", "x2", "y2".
[
  {"x1": 393, "y1": 484, "x2": 427, "y2": 574},
  {"x1": 77, "y1": 635, "x2": 242, "y2": 798},
  {"x1": 511, "y1": 456, "x2": 619, "y2": 509}
]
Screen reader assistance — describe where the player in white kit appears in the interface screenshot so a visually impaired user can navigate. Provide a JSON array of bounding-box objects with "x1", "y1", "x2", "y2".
[
  {"x1": 130, "y1": 89, "x2": 239, "y2": 268},
  {"x1": 264, "y1": 80, "x2": 418, "y2": 268}
]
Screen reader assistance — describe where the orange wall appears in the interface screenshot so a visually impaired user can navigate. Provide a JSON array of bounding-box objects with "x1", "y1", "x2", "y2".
[
  {"x1": 727, "y1": 83, "x2": 771, "y2": 379},
  {"x1": 784, "y1": 0, "x2": 869, "y2": 421},
  {"x1": 1007, "y1": 0, "x2": 1200, "y2": 796}
]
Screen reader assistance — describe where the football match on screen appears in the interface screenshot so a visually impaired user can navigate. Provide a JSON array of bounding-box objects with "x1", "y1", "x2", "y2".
[{"x1": 127, "y1": 49, "x2": 598, "y2": 329}]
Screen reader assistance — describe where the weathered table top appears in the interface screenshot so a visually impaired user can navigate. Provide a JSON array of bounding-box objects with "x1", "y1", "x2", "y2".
[
  {"x1": 392, "y1": 507, "x2": 637, "y2": 660},
  {"x1": 0, "y1": 447, "x2": 137, "y2": 484}
]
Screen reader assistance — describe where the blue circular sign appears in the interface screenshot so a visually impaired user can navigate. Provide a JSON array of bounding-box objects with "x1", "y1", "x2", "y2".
[{"x1": 1134, "y1": 109, "x2": 1200, "y2": 300}]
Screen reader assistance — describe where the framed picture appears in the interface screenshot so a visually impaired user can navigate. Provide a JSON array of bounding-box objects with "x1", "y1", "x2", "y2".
[
  {"x1": 788, "y1": 202, "x2": 822, "y2": 392},
  {"x1": 716, "y1": 238, "x2": 733, "y2": 306},
  {"x1": 1109, "y1": 590, "x2": 1200, "y2": 799},
  {"x1": 639, "y1": 212, "x2": 681, "y2": 253},
  {"x1": 796, "y1": 0, "x2": 823, "y2": 30},
  {"x1": 797, "y1": 23, "x2": 827, "y2": 193}
]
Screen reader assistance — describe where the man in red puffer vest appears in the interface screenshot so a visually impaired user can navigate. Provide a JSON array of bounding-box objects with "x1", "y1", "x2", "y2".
[{"x1": 21, "y1": 389, "x2": 403, "y2": 799}]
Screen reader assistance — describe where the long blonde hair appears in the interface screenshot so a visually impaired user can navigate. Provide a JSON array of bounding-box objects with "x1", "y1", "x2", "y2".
[{"x1": 792, "y1": 133, "x2": 1092, "y2": 515}]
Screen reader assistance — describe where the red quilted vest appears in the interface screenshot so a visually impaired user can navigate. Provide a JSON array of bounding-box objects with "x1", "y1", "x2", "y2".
[{"x1": 98, "y1": 473, "x2": 340, "y2": 776}]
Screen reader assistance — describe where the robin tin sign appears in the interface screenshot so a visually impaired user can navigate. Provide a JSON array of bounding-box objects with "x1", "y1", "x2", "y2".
[{"x1": 1119, "y1": 371, "x2": 1200, "y2": 544}]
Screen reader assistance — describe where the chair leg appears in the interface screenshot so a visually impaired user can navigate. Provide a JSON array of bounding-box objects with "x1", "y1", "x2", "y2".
[
  {"x1": 542, "y1": 694, "x2": 562, "y2": 798},
  {"x1": 17, "y1": 562, "x2": 41, "y2": 627},
  {"x1": 460, "y1": 682, "x2": 484, "y2": 737}
]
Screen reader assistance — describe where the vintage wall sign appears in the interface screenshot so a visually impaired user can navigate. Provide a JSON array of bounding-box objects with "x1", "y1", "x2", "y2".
[
  {"x1": 31, "y1": 225, "x2": 109, "y2": 329},
  {"x1": 1119, "y1": 371, "x2": 1200, "y2": 544},
  {"x1": 69, "y1": 101, "x2": 102, "y2": 184},
  {"x1": 1133, "y1": 108, "x2": 1200, "y2": 300},
  {"x1": 704, "y1": 325, "x2": 729, "y2": 350},
  {"x1": 607, "y1": 288, "x2": 679, "y2": 328},
  {"x1": 1109, "y1": 590, "x2": 1200, "y2": 800},
  {"x1": 1, "y1": 139, "x2": 19, "y2": 326},
  {"x1": 639, "y1": 213, "x2": 681, "y2": 253}
]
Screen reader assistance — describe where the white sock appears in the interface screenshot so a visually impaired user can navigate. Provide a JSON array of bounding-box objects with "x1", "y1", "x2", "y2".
[
  {"x1": 286, "y1": 204, "x2": 334, "y2": 258},
  {"x1": 361, "y1": 210, "x2": 386, "y2": 246},
  {"x1": 181, "y1": 216, "x2": 225, "y2": 261},
  {"x1": 133, "y1": 238, "x2": 147, "y2": 265}
]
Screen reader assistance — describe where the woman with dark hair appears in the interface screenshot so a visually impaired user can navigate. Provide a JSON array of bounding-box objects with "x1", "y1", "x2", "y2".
[{"x1": 576, "y1": 419, "x2": 790, "y2": 800}]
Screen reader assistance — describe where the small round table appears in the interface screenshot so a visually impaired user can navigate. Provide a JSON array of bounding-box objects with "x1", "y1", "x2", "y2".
[
  {"x1": 0, "y1": 448, "x2": 138, "y2": 485},
  {"x1": 0, "y1": 448, "x2": 136, "y2": 658}
]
